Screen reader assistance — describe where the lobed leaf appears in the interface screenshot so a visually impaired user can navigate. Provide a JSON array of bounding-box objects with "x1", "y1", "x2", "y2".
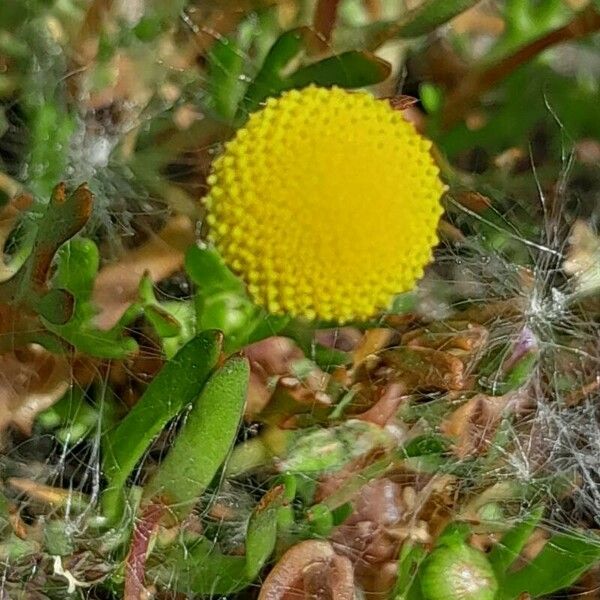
[
  {"x1": 46, "y1": 238, "x2": 139, "y2": 358},
  {"x1": 186, "y1": 246, "x2": 288, "y2": 350},
  {"x1": 0, "y1": 182, "x2": 92, "y2": 325}
]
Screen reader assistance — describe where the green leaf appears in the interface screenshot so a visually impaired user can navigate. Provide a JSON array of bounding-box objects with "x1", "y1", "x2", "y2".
[
  {"x1": 152, "y1": 486, "x2": 283, "y2": 595},
  {"x1": 0, "y1": 183, "x2": 92, "y2": 326},
  {"x1": 101, "y1": 330, "x2": 222, "y2": 525},
  {"x1": 34, "y1": 288, "x2": 74, "y2": 325},
  {"x1": 0, "y1": 491, "x2": 11, "y2": 535},
  {"x1": 403, "y1": 434, "x2": 450, "y2": 457},
  {"x1": 435, "y1": 521, "x2": 472, "y2": 548},
  {"x1": 160, "y1": 300, "x2": 197, "y2": 358},
  {"x1": 46, "y1": 238, "x2": 138, "y2": 358},
  {"x1": 207, "y1": 18, "x2": 257, "y2": 122},
  {"x1": 28, "y1": 102, "x2": 75, "y2": 199},
  {"x1": 0, "y1": 0, "x2": 54, "y2": 29},
  {"x1": 44, "y1": 520, "x2": 74, "y2": 556},
  {"x1": 478, "y1": 339, "x2": 538, "y2": 396},
  {"x1": 331, "y1": 502, "x2": 353, "y2": 526},
  {"x1": 185, "y1": 246, "x2": 244, "y2": 296},
  {"x1": 142, "y1": 355, "x2": 249, "y2": 518},
  {"x1": 489, "y1": 506, "x2": 544, "y2": 576},
  {"x1": 289, "y1": 50, "x2": 390, "y2": 89},
  {"x1": 198, "y1": 292, "x2": 257, "y2": 342},
  {"x1": 136, "y1": 273, "x2": 185, "y2": 343},
  {"x1": 241, "y1": 28, "x2": 391, "y2": 116},
  {"x1": 393, "y1": 542, "x2": 427, "y2": 600},
  {"x1": 279, "y1": 420, "x2": 392, "y2": 474},
  {"x1": 154, "y1": 537, "x2": 247, "y2": 595},
  {"x1": 132, "y1": 14, "x2": 164, "y2": 42},
  {"x1": 245, "y1": 313, "x2": 291, "y2": 345},
  {"x1": 306, "y1": 502, "x2": 335, "y2": 537},
  {"x1": 144, "y1": 304, "x2": 182, "y2": 338},
  {"x1": 53, "y1": 238, "x2": 98, "y2": 300},
  {"x1": 501, "y1": 350, "x2": 538, "y2": 393},
  {"x1": 500, "y1": 531, "x2": 600, "y2": 599},
  {"x1": 245, "y1": 485, "x2": 285, "y2": 579},
  {"x1": 394, "y1": 0, "x2": 482, "y2": 38},
  {"x1": 208, "y1": 38, "x2": 246, "y2": 120},
  {"x1": 312, "y1": 344, "x2": 351, "y2": 370},
  {"x1": 419, "y1": 82, "x2": 443, "y2": 114},
  {"x1": 0, "y1": 107, "x2": 8, "y2": 138},
  {"x1": 36, "y1": 388, "x2": 96, "y2": 444},
  {"x1": 239, "y1": 27, "x2": 310, "y2": 115},
  {"x1": 0, "y1": 534, "x2": 39, "y2": 561},
  {"x1": 186, "y1": 246, "x2": 280, "y2": 350}
]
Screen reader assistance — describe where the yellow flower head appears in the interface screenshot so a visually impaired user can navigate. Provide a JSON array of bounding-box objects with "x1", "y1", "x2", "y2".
[{"x1": 205, "y1": 86, "x2": 444, "y2": 322}]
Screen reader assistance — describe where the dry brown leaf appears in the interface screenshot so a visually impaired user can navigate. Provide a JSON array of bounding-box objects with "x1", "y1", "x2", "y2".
[
  {"x1": 259, "y1": 376, "x2": 332, "y2": 429},
  {"x1": 0, "y1": 345, "x2": 70, "y2": 434},
  {"x1": 8, "y1": 478, "x2": 79, "y2": 507},
  {"x1": 259, "y1": 539, "x2": 354, "y2": 600},
  {"x1": 564, "y1": 220, "x2": 600, "y2": 296},
  {"x1": 457, "y1": 298, "x2": 527, "y2": 325},
  {"x1": 244, "y1": 337, "x2": 305, "y2": 417},
  {"x1": 438, "y1": 219, "x2": 466, "y2": 243},
  {"x1": 363, "y1": 0, "x2": 381, "y2": 18},
  {"x1": 493, "y1": 147, "x2": 527, "y2": 171},
  {"x1": 451, "y1": 4, "x2": 505, "y2": 36},
  {"x1": 402, "y1": 320, "x2": 488, "y2": 354},
  {"x1": 353, "y1": 328, "x2": 395, "y2": 366},
  {"x1": 440, "y1": 393, "x2": 510, "y2": 458},
  {"x1": 350, "y1": 344, "x2": 465, "y2": 419},
  {"x1": 92, "y1": 215, "x2": 194, "y2": 329},
  {"x1": 355, "y1": 383, "x2": 407, "y2": 427},
  {"x1": 314, "y1": 327, "x2": 362, "y2": 352},
  {"x1": 329, "y1": 478, "x2": 415, "y2": 596},
  {"x1": 244, "y1": 336, "x2": 332, "y2": 426},
  {"x1": 245, "y1": 337, "x2": 304, "y2": 379},
  {"x1": 575, "y1": 138, "x2": 600, "y2": 165},
  {"x1": 0, "y1": 193, "x2": 32, "y2": 282},
  {"x1": 314, "y1": 449, "x2": 389, "y2": 504},
  {"x1": 377, "y1": 346, "x2": 466, "y2": 391},
  {"x1": 564, "y1": 377, "x2": 600, "y2": 407},
  {"x1": 455, "y1": 190, "x2": 492, "y2": 213}
]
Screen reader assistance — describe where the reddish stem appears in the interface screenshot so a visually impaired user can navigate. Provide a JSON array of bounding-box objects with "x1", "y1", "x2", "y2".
[
  {"x1": 363, "y1": 0, "x2": 382, "y2": 19},
  {"x1": 443, "y1": 6, "x2": 600, "y2": 128},
  {"x1": 123, "y1": 503, "x2": 165, "y2": 600},
  {"x1": 313, "y1": 0, "x2": 342, "y2": 47}
]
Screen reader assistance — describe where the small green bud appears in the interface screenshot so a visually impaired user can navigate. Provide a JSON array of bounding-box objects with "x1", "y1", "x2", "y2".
[
  {"x1": 307, "y1": 503, "x2": 334, "y2": 536},
  {"x1": 420, "y1": 542, "x2": 498, "y2": 600},
  {"x1": 278, "y1": 419, "x2": 393, "y2": 474}
]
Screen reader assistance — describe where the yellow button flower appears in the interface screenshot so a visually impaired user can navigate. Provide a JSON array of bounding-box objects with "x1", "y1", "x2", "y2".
[{"x1": 205, "y1": 85, "x2": 444, "y2": 322}]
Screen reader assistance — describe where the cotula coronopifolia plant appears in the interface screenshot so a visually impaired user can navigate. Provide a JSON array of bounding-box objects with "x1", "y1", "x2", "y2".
[{"x1": 201, "y1": 84, "x2": 600, "y2": 600}]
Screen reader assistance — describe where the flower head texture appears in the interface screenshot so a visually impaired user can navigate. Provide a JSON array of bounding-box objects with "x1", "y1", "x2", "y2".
[{"x1": 205, "y1": 85, "x2": 444, "y2": 322}]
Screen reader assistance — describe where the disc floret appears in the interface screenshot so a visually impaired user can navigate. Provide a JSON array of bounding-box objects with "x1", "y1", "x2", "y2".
[{"x1": 205, "y1": 85, "x2": 444, "y2": 322}]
